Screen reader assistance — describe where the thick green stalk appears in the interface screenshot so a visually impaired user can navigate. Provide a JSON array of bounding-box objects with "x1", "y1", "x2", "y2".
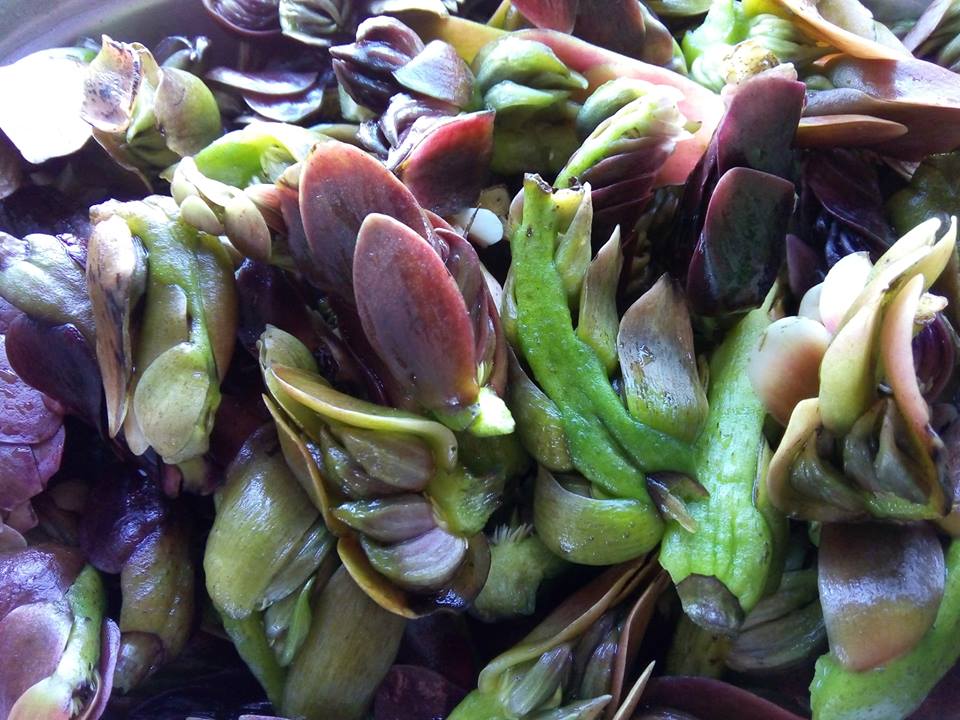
[
  {"x1": 220, "y1": 612, "x2": 287, "y2": 709},
  {"x1": 58, "y1": 566, "x2": 106, "y2": 703},
  {"x1": 9, "y1": 565, "x2": 106, "y2": 719},
  {"x1": 660, "y1": 305, "x2": 787, "y2": 627},
  {"x1": 282, "y1": 568, "x2": 405, "y2": 720},
  {"x1": 449, "y1": 689, "x2": 512, "y2": 720},
  {"x1": 512, "y1": 177, "x2": 694, "y2": 516}
]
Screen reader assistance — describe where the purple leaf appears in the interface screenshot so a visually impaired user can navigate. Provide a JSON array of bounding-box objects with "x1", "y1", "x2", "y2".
[
  {"x1": 6, "y1": 316, "x2": 102, "y2": 427},
  {"x1": 665, "y1": 142, "x2": 720, "y2": 279},
  {"x1": 280, "y1": 179, "x2": 393, "y2": 402},
  {"x1": 786, "y1": 234, "x2": 823, "y2": 300},
  {"x1": 511, "y1": 0, "x2": 579, "y2": 32},
  {"x1": 277, "y1": 180, "x2": 311, "y2": 279},
  {"x1": 663, "y1": 70, "x2": 804, "y2": 287},
  {"x1": 0, "y1": 427, "x2": 64, "y2": 514},
  {"x1": 379, "y1": 94, "x2": 459, "y2": 152},
  {"x1": 0, "y1": 545, "x2": 84, "y2": 622},
  {"x1": 298, "y1": 140, "x2": 432, "y2": 302},
  {"x1": 205, "y1": 67, "x2": 319, "y2": 95},
  {"x1": 0, "y1": 601, "x2": 71, "y2": 719},
  {"x1": 795, "y1": 114, "x2": 907, "y2": 149},
  {"x1": 913, "y1": 314, "x2": 955, "y2": 403},
  {"x1": 354, "y1": 214, "x2": 478, "y2": 414},
  {"x1": 242, "y1": 81, "x2": 328, "y2": 123},
  {"x1": 574, "y1": 0, "x2": 674, "y2": 66},
  {"x1": 807, "y1": 55, "x2": 960, "y2": 160},
  {"x1": 78, "y1": 467, "x2": 167, "y2": 575},
  {"x1": 803, "y1": 149, "x2": 894, "y2": 254},
  {"x1": 436, "y1": 228, "x2": 488, "y2": 367},
  {"x1": 373, "y1": 665, "x2": 468, "y2": 720},
  {"x1": 202, "y1": 0, "x2": 281, "y2": 36},
  {"x1": 582, "y1": 138, "x2": 673, "y2": 239},
  {"x1": 396, "y1": 614, "x2": 477, "y2": 689},
  {"x1": 0, "y1": 316, "x2": 65, "y2": 522},
  {"x1": 715, "y1": 71, "x2": 806, "y2": 179},
  {"x1": 686, "y1": 167, "x2": 796, "y2": 316},
  {"x1": 395, "y1": 111, "x2": 495, "y2": 217},
  {"x1": 0, "y1": 334, "x2": 64, "y2": 445},
  {"x1": 330, "y1": 17, "x2": 425, "y2": 113},
  {"x1": 638, "y1": 676, "x2": 805, "y2": 720},
  {"x1": 236, "y1": 260, "x2": 316, "y2": 355},
  {"x1": 393, "y1": 41, "x2": 474, "y2": 109}
]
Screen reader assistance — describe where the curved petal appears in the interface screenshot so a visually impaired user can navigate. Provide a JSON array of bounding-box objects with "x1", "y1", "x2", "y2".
[
  {"x1": 819, "y1": 251, "x2": 873, "y2": 335},
  {"x1": 534, "y1": 468, "x2": 663, "y2": 565},
  {"x1": 795, "y1": 114, "x2": 908, "y2": 148},
  {"x1": 881, "y1": 274, "x2": 936, "y2": 453},
  {"x1": 477, "y1": 557, "x2": 652, "y2": 693},
  {"x1": 818, "y1": 295, "x2": 883, "y2": 435},
  {"x1": 202, "y1": 0, "x2": 281, "y2": 36},
  {"x1": 618, "y1": 275, "x2": 707, "y2": 442},
  {"x1": 0, "y1": 48, "x2": 92, "y2": 164},
  {"x1": 339, "y1": 532, "x2": 489, "y2": 617},
  {"x1": 132, "y1": 342, "x2": 217, "y2": 463},
  {"x1": 768, "y1": 0, "x2": 911, "y2": 60},
  {"x1": 86, "y1": 215, "x2": 147, "y2": 437},
  {"x1": 333, "y1": 495, "x2": 437, "y2": 543},
  {"x1": 205, "y1": 67, "x2": 318, "y2": 95},
  {"x1": 360, "y1": 526, "x2": 467, "y2": 592},
  {"x1": 394, "y1": 40, "x2": 474, "y2": 108},
  {"x1": 205, "y1": 427, "x2": 321, "y2": 618},
  {"x1": 269, "y1": 364, "x2": 458, "y2": 470},
  {"x1": 748, "y1": 316, "x2": 831, "y2": 427},
  {"x1": 819, "y1": 522, "x2": 945, "y2": 671},
  {"x1": 243, "y1": 81, "x2": 329, "y2": 123},
  {"x1": 638, "y1": 676, "x2": 805, "y2": 720}
]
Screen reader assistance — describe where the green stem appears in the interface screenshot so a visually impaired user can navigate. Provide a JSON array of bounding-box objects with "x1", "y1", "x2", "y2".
[
  {"x1": 220, "y1": 612, "x2": 287, "y2": 709},
  {"x1": 512, "y1": 176, "x2": 695, "y2": 510},
  {"x1": 448, "y1": 689, "x2": 512, "y2": 720},
  {"x1": 660, "y1": 305, "x2": 787, "y2": 620}
]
